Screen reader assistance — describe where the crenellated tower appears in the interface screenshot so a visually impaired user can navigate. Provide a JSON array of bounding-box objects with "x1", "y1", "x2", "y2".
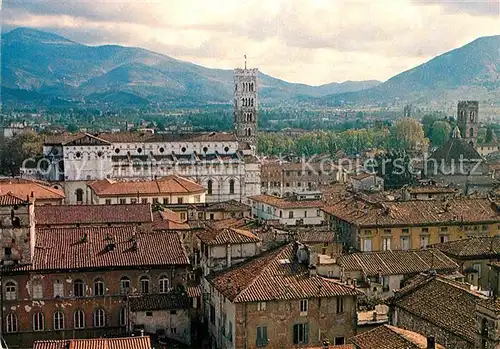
[{"x1": 234, "y1": 58, "x2": 258, "y2": 149}]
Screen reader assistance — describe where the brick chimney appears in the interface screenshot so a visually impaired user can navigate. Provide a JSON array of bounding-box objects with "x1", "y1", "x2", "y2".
[{"x1": 427, "y1": 336, "x2": 435, "y2": 349}]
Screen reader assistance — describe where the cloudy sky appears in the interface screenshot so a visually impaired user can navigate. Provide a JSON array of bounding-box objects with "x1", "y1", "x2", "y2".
[{"x1": 2, "y1": 0, "x2": 499, "y2": 85}]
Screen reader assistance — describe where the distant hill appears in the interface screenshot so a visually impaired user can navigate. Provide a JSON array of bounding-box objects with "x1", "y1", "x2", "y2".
[
  {"x1": 1, "y1": 27, "x2": 380, "y2": 107},
  {"x1": 318, "y1": 35, "x2": 500, "y2": 106}
]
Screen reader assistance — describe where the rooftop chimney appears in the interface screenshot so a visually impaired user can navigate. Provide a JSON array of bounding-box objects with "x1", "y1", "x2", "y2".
[
  {"x1": 427, "y1": 336, "x2": 436, "y2": 349},
  {"x1": 322, "y1": 339, "x2": 329, "y2": 349}
]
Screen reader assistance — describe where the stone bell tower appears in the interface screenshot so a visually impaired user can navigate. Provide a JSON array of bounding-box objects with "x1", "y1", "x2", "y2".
[
  {"x1": 457, "y1": 100, "x2": 479, "y2": 147},
  {"x1": 234, "y1": 56, "x2": 259, "y2": 148}
]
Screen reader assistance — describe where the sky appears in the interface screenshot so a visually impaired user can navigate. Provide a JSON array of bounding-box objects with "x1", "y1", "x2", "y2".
[{"x1": 2, "y1": 0, "x2": 499, "y2": 85}]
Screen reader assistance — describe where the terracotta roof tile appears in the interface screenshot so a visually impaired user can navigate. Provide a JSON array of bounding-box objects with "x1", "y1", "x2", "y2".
[
  {"x1": 339, "y1": 249, "x2": 458, "y2": 276},
  {"x1": 33, "y1": 337, "x2": 152, "y2": 349},
  {"x1": 206, "y1": 242, "x2": 361, "y2": 303},
  {"x1": 432, "y1": 236, "x2": 500, "y2": 258},
  {"x1": 151, "y1": 209, "x2": 190, "y2": 230},
  {"x1": 0, "y1": 182, "x2": 65, "y2": 200},
  {"x1": 206, "y1": 200, "x2": 251, "y2": 212},
  {"x1": 406, "y1": 186, "x2": 458, "y2": 194},
  {"x1": 187, "y1": 285, "x2": 202, "y2": 298},
  {"x1": 250, "y1": 194, "x2": 325, "y2": 209},
  {"x1": 16, "y1": 227, "x2": 189, "y2": 271},
  {"x1": 35, "y1": 204, "x2": 153, "y2": 225},
  {"x1": 323, "y1": 197, "x2": 499, "y2": 227},
  {"x1": 350, "y1": 325, "x2": 445, "y2": 349},
  {"x1": 0, "y1": 192, "x2": 28, "y2": 206},
  {"x1": 89, "y1": 175, "x2": 205, "y2": 196},
  {"x1": 390, "y1": 275, "x2": 486, "y2": 343},
  {"x1": 197, "y1": 227, "x2": 260, "y2": 245},
  {"x1": 97, "y1": 131, "x2": 238, "y2": 143},
  {"x1": 129, "y1": 293, "x2": 190, "y2": 311}
]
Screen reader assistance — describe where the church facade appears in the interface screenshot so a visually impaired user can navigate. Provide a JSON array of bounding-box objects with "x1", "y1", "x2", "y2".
[{"x1": 39, "y1": 66, "x2": 261, "y2": 204}]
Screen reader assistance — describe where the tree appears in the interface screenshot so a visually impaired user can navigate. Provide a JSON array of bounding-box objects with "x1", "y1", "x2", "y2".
[
  {"x1": 429, "y1": 121, "x2": 452, "y2": 147},
  {"x1": 390, "y1": 118, "x2": 428, "y2": 151},
  {"x1": 485, "y1": 127, "x2": 495, "y2": 144},
  {"x1": 374, "y1": 150, "x2": 416, "y2": 189},
  {"x1": 0, "y1": 130, "x2": 44, "y2": 177},
  {"x1": 66, "y1": 123, "x2": 79, "y2": 133}
]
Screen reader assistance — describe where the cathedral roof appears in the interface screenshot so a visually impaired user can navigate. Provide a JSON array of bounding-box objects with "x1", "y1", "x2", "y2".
[{"x1": 429, "y1": 136, "x2": 482, "y2": 162}]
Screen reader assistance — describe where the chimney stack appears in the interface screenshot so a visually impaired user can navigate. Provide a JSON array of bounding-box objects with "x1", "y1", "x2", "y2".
[
  {"x1": 322, "y1": 339, "x2": 329, "y2": 349},
  {"x1": 427, "y1": 336, "x2": 436, "y2": 349}
]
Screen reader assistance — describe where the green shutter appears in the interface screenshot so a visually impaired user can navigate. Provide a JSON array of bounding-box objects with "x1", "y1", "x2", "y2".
[{"x1": 304, "y1": 323, "x2": 309, "y2": 344}]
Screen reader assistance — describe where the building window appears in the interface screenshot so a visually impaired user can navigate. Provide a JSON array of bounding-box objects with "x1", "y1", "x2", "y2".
[
  {"x1": 32, "y1": 281, "x2": 43, "y2": 300},
  {"x1": 53, "y1": 280, "x2": 64, "y2": 298},
  {"x1": 194, "y1": 195, "x2": 201, "y2": 203},
  {"x1": 140, "y1": 276, "x2": 150, "y2": 294},
  {"x1": 93, "y1": 309, "x2": 105, "y2": 328},
  {"x1": 289, "y1": 211, "x2": 294, "y2": 219},
  {"x1": 105, "y1": 199, "x2": 112, "y2": 205},
  {"x1": 382, "y1": 237, "x2": 391, "y2": 251},
  {"x1": 257, "y1": 302, "x2": 266, "y2": 311},
  {"x1": 6, "y1": 314, "x2": 18, "y2": 333},
  {"x1": 180, "y1": 212, "x2": 186, "y2": 221},
  {"x1": 159, "y1": 276, "x2": 170, "y2": 294},
  {"x1": 334, "y1": 337, "x2": 345, "y2": 345},
  {"x1": 256, "y1": 326, "x2": 268, "y2": 347},
  {"x1": 421, "y1": 227, "x2": 429, "y2": 233},
  {"x1": 420, "y1": 236, "x2": 429, "y2": 248},
  {"x1": 336, "y1": 297, "x2": 344, "y2": 313},
  {"x1": 73, "y1": 279, "x2": 85, "y2": 298},
  {"x1": 130, "y1": 198, "x2": 137, "y2": 204},
  {"x1": 33, "y1": 312, "x2": 44, "y2": 331},
  {"x1": 177, "y1": 197, "x2": 184, "y2": 204},
  {"x1": 400, "y1": 236, "x2": 410, "y2": 250},
  {"x1": 210, "y1": 304, "x2": 215, "y2": 325},
  {"x1": 53, "y1": 311, "x2": 65, "y2": 330},
  {"x1": 363, "y1": 238, "x2": 372, "y2": 252},
  {"x1": 473, "y1": 264, "x2": 482, "y2": 278},
  {"x1": 141, "y1": 198, "x2": 148, "y2": 204},
  {"x1": 300, "y1": 299, "x2": 308, "y2": 315},
  {"x1": 317, "y1": 209, "x2": 321, "y2": 217},
  {"x1": 207, "y1": 180, "x2": 213, "y2": 195},
  {"x1": 163, "y1": 198, "x2": 169, "y2": 205},
  {"x1": 74, "y1": 310, "x2": 85, "y2": 329},
  {"x1": 75, "y1": 189, "x2": 84, "y2": 203},
  {"x1": 94, "y1": 278, "x2": 105, "y2": 296},
  {"x1": 119, "y1": 308, "x2": 127, "y2": 327},
  {"x1": 229, "y1": 179, "x2": 235, "y2": 194},
  {"x1": 440, "y1": 235, "x2": 449, "y2": 243},
  {"x1": 293, "y1": 323, "x2": 309, "y2": 344},
  {"x1": 119, "y1": 198, "x2": 127, "y2": 204},
  {"x1": 120, "y1": 277, "x2": 130, "y2": 295},
  {"x1": 5, "y1": 281, "x2": 17, "y2": 301}
]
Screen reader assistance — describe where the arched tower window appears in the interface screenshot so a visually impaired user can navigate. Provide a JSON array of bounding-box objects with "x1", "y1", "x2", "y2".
[
  {"x1": 247, "y1": 128, "x2": 252, "y2": 137},
  {"x1": 469, "y1": 127, "x2": 474, "y2": 138},
  {"x1": 5, "y1": 314, "x2": 18, "y2": 333},
  {"x1": 73, "y1": 310, "x2": 85, "y2": 329},
  {"x1": 229, "y1": 179, "x2": 235, "y2": 194},
  {"x1": 75, "y1": 189, "x2": 84, "y2": 204},
  {"x1": 207, "y1": 180, "x2": 213, "y2": 195}
]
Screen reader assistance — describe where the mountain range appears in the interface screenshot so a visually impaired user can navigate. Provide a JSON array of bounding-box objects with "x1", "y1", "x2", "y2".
[
  {"x1": 1, "y1": 27, "x2": 499, "y2": 108},
  {"x1": 0, "y1": 28, "x2": 379, "y2": 107}
]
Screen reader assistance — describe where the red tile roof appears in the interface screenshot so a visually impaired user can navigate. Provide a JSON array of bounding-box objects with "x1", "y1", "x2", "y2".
[
  {"x1": 206, "y1": 242, "x2": 361, "y2": 303},
  {"x1": 206, "y1": 199, "x2": 251, "y2": 212},
  {"x1": 339, "y1": 249, "x2": 458, "y2": 277},
  {"x1": 35, "y1": 204, "x2": 153, "y2": 225},
  {"x1": 350, "y1": 325, "x2": 445, "y2": 349},
  {"x1": 97, "y1": 131, "x2": 238, "y2": 143},
  {"x1": 431, "y1": 236, "x2": 500, "y2": 258},
  {"x1": 197, "y1": 223, "x2": 260, "y2": 245},
  {"x1": 16, "y1": 227, "x2": 189, "y2": 271},
  {"x1": 89, "y1": 175, "x2": 205, "y2": 196},
  {"x1": 151, "y1": 209, "x2": 190, "y2": 230},
  {"x1": 250, "y1": 194, "x2": 325, "y2": 209},
  {"x1": 390, "y1": 275, "x2": 486, "y2": 343},
  {"x1": 0, "y1": 192, "x2": 28, "y2": 206},
  {"x1": 323, "y1": 197, "x2": 499, "y2": 227},
  {"x1": 129, "y1": 293, "x2": 190, "y2": 311},
  {"x1": 0, "y1": 182, "x2": 65, "y2": 200},
  {"x1": 33, "y1": 336, "x2": 152, "y2": 349}
]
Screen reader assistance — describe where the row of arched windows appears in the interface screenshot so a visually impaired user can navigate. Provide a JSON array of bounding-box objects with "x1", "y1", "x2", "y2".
[
  {"x1": 3, "y1": 276, "x2": 171, "y2": 300},
  {"x1": 242, "y1": 98, "x2": 254, "y2": 107},
  {"x1": 242, "y1": 82, "x2": 255, "y2": 92},
  {"x1": 207, "y1": 179, "x2": 236, "y2": 195},
  {"x1": 243, "y1": 112, "x2": 254, "y2": 122},
  {"x1": 4, "y1": 308, "x2": 126, "y2": 333}
]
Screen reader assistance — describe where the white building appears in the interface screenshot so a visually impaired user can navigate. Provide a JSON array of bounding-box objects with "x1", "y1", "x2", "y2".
[
  {"x1": 39, "y1": 67, "x2": 262, "y2": 204},
  {"x1": 249, "y1": 191, "x2": 326, "y2": 226}
]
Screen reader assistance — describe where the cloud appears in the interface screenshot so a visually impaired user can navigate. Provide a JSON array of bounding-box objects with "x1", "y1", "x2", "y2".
[{"x1": 2, "y1": 0, "x2": 499, "y2": 84}]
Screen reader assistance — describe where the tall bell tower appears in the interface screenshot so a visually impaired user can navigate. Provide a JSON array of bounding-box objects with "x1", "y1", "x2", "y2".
[
  {"x1": 234, "y1": 56, "x2": 258, "y2": 148},
  {"x1": 457, "y1": 100, "x2": 479, "y2": 147}
]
